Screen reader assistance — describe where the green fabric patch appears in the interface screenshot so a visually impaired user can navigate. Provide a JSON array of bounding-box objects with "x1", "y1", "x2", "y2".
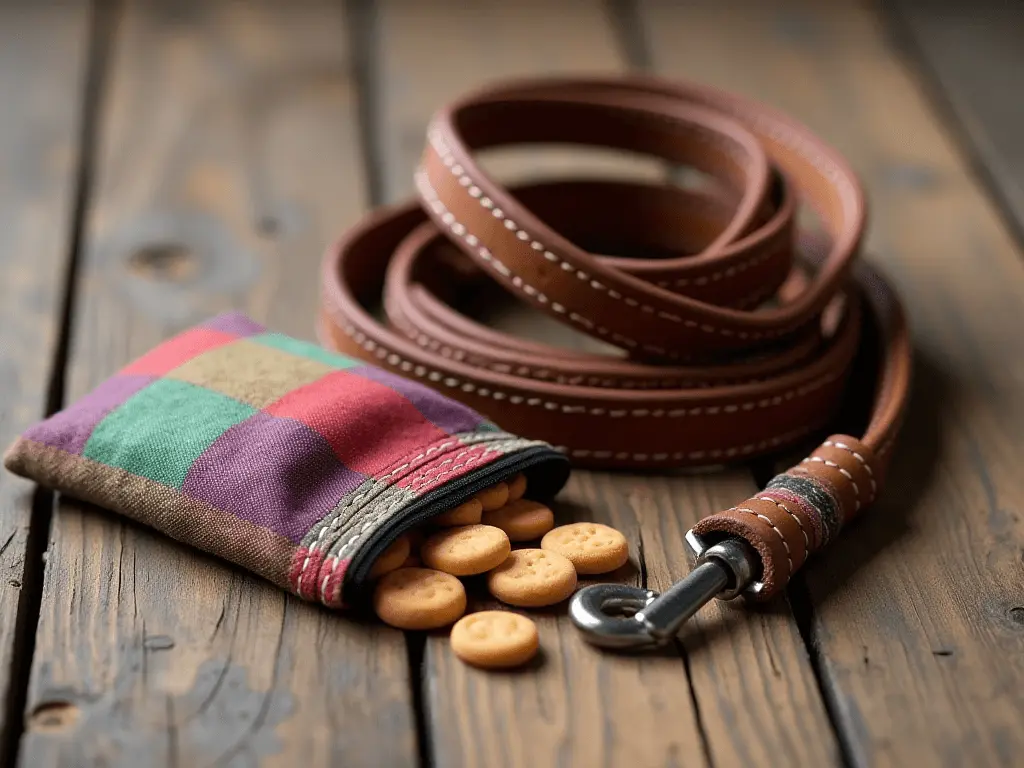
[
  {"x1": 83, "y1": 378, "x2": 256, "y2": 488},
  {"x1": 252, "y1": 332, "x2": 361, "y2": 369}
]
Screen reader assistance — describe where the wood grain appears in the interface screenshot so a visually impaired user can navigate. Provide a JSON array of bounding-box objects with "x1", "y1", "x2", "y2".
[
  {"x1": 18, "y1": 2, "x2": 417, "y2": 766},
  {"x1": 373, "y1": 2, "x2": 838, "y2": 765},
  {"x1": 888, "y1": 0, "x2": 1024, "y2": 241},
  {"x1": 639, "y1": 0, "x2": 1024, "y2": 764},
  {"x1": 0, "y1": 1, "x2": 90, "y2": 753}
]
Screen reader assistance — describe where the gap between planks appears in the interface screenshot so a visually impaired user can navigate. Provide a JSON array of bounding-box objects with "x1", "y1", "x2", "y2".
[{"x1": 0, "y1": 1, "x2": 109, "y2": 764}]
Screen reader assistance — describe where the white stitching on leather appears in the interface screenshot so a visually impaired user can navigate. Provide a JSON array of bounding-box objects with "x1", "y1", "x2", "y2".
[
  {"x1": 802, "y1": 456, "x2": 861, "y2": 511},
  {"x1": 427, "y1": 129, "x2": 790, "y2": 342},
  {"x1": 734, "y1": 506, "x2": 793, "y2": 576},
  {"x1": 415, "y1": 167, "x2": 673, "y2": 356},
  {"x1": 343, "y1": 324, "x2": 842, "y2": 419},
  {"x1": 823, "y1": 440, "x2": 877, "y2": 501},
  {"x1": 655, "y1": 242, "x2": 779, "y2": 289},
  {"x1": 756, "y1": 495, "x2": 810, "y2": 550},
  {"x1": 558, "y1": 423, "x2": 819, "y2": 463}
]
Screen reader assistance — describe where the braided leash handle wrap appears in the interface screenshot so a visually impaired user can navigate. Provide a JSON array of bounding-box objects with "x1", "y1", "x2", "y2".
[{"x1": 691, "y1": 434, "x2": 880, "y2": 598}]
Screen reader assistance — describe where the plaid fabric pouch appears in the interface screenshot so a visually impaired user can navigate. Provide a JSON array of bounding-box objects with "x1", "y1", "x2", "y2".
[{"x1": 3, "y1": 312, "x2": 570, "y2": 609}]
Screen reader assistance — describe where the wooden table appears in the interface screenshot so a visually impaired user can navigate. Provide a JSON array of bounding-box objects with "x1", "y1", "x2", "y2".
[{"x1": 1, "y1": 1, "x2": 1022, "y2": 765}]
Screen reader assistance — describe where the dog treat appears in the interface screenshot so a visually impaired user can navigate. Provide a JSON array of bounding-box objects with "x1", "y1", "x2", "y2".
[
  {"x1": 432, "y1": 498, "x2": 484, "y2": 527},
  {"x1": 420, "y1": 524, "x2": 511, "y2": 576},
  {"x1": 541, "y1": 523, "x2": 629, "y2": 575},
  {"x1": 369, "y1": 535, "x2": 411, "y2": 578},
  {"x1": 507, "y1": 472, "x2": 527, "y2": 502},
  {"x1": 487, "y1": 549, "x2": 577, "y2": 607},
  {"x1": 476, "y1": 481, "x2": 510, "y2": 512},
  {"x1": 449, "y1": 610, "x2": 540, "y2": 669},
  {"x1": 372, "y1": 567, "x2": 467, "y2": 630},
  {"x1": 482, "y1": 499, "x2": 555, "y2": 542}
]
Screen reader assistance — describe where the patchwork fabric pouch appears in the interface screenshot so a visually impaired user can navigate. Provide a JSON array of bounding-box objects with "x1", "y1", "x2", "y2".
[{"x1": 3, "y1": 312, "x2": 570, "y2": 609}]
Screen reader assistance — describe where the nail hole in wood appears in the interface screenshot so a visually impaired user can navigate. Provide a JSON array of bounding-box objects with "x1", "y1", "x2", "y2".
[
  {"x1": 256, "y1": 215, "x2": 280, "y2": 237},
  {"x1": 128, "y1": 243, "x2": 199, "y2": 282},
  {"x1": 1008, "y1": 607, "x2": 1024, "y2": 626},
  {"x1": 29, "y1": 701, "x2": 80, "y2": 732}
]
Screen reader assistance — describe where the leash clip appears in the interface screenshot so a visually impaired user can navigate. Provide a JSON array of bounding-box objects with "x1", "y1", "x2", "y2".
[{"x1": 568, "y1": 536, "x2": 760, "y2": 649}]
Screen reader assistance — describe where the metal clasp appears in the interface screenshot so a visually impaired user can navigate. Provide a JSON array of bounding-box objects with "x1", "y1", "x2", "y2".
[{"x1": 568, "y1": 535, "x2": 760, "y2": 649}]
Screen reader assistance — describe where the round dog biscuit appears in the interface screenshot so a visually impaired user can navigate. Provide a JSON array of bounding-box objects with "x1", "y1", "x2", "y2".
[
  {"x1": 420, "y1": 524, "x2": 511, "y2": 576},
  {"x1": 432, "y1": 498, "x2": 483, "y2": 527},
  {"x1": 507, "y1": 472, "x2": 527, "y2": 502},
  {"x1": 487, "y1": 549, "x2": 577, "y2": 607},
  {"x1": 369, "y1": 535, "x2": 411, "y2": 578},
  {"x1": 482, "y1": 499, "x2": 554, "y2": 542},
  {"x1": 450, "y1": 611, "x2": 539, "y2": 669},
  {"x1": 541, "y1": 523, "x2": 629, "y2": 575},
  {"x1": 372, "y1": 568, "x2": 466, "y2": 630},
  {"x1": 475, "y1": 482, "x2": 509, "y2": 512}
]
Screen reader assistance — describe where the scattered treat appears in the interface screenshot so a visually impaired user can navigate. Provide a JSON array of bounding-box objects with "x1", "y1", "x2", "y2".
[
  {"x1": 367, "y1": 496, "x2": 627, "y2": 673},
  {"x1": 373, "y1": 568, "x2": 467, "y2": 630},
  {"x1": 476, "y1": 481, "x2": 510, "y2": 512},
  {"x1": 487, "y1": 549, "x2": 577, "y2": 607},
  {"x1": 368, "y1": 535, "x2": 411, "y2": 579},
  {"x1": 482, "y1": 499, "x2": 555, "y2": 542},
  {"x1": 421, "y1": 524, "x2": 512, "y2": 576},
  {"x1": 541, "y1": 522, "x2": 629, "y2": 575},
  {"x1": 507, "y1": 472, "x2": 527, "y2": 502},
  {"x1": 432, "y1": 498, "x2": 483, "y2": 527},
  {"x1": 450, "y1": 610, "x2": 539, "y2": 669}
]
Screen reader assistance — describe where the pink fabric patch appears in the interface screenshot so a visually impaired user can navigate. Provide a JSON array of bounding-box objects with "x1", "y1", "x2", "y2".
[
  {"x1": 320, "y1": 556, "x2": 349, "y2": 608},
  {"x1": 289, "y1": 547, "x2": 349, "y2": 607},
  {"x1": 121, "y1": 328, "x2": 238, "y2": 376},
  {"x1": 265, "y1": 370, "x2": 448, "y2": 477},
  {"x1": 290, "y1": 546, "x2": 328, "y2": 601}
]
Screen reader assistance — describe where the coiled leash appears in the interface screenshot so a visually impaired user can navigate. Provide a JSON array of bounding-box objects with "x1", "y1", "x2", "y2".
[{"x1": 319, "y1": 75, "x2": 911, "y2": 648}]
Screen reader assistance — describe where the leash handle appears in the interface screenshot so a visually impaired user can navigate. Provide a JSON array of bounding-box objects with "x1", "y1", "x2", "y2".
[{"x1": 571, "y1": 434, "x2": 885, "y2": 649}]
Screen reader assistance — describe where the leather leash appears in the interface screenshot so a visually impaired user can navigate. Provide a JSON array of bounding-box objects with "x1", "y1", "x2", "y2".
[{"x1": 319, "y1": 75, "x2": 911, "y2": 641}]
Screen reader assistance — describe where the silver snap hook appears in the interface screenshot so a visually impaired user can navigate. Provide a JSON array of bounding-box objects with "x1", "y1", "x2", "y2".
[
  {"x1": 569, "y1": 536, "x2": 760, "y2": 650},
  {"x1": 567, "y1": 583, "x2": 658, "y2": 649}
]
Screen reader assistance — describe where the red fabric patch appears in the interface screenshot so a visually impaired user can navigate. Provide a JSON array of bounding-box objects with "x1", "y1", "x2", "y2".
[
  {"x1": 320, "y1": 556, "x2": 349, "y2": 608},
  {"x1": 120, "y1": 328, "x2": 238, "y2": 376},
  {"x1": 290, "y1": 546, "x2": 327, "y2": 601},
  {"x1": 265, "y1": 370, "x2": 448, "y2": 477}
]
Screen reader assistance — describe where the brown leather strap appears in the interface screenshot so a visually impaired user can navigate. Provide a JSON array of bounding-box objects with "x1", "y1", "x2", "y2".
[{"x1": 318, "y1": 75, "x2": 911, "y2": 597}]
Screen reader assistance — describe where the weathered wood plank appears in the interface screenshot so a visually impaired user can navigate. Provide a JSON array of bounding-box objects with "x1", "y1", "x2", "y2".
[
  {"x1": 0, "y1": 2, "x2": 91, "y2": 757},
  {"x1": 639, "y1": 0, "x2": 1024, "y2": 764},
  {"x1": 374, "y1": 2, "x2": 838, "y2": 765},
  {"x1": 19, "y1": 2, "x2": 417, "y2": 766},
  {"x1": 887, "y1": 0, "x2": 1024, "y2": 241}
]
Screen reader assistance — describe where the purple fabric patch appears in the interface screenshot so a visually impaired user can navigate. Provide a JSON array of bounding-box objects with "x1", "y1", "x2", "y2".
[
  {"x1": 201, "y1": 311, "x2": 266, "y2": 337},
  {"x1": 22, "y1": 374, "x2": 156, "y2": 455},
  {"x1": 181, "y1": 411, "x2": 365, "y2": 543},
  {"x1": 348, "y1": 365, "x2": 483, "y2": 434}
]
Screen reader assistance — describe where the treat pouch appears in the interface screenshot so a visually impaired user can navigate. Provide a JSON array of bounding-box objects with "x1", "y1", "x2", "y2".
[{"x1": 3, "y1": 312, "x2": 570, "y2": 608}]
